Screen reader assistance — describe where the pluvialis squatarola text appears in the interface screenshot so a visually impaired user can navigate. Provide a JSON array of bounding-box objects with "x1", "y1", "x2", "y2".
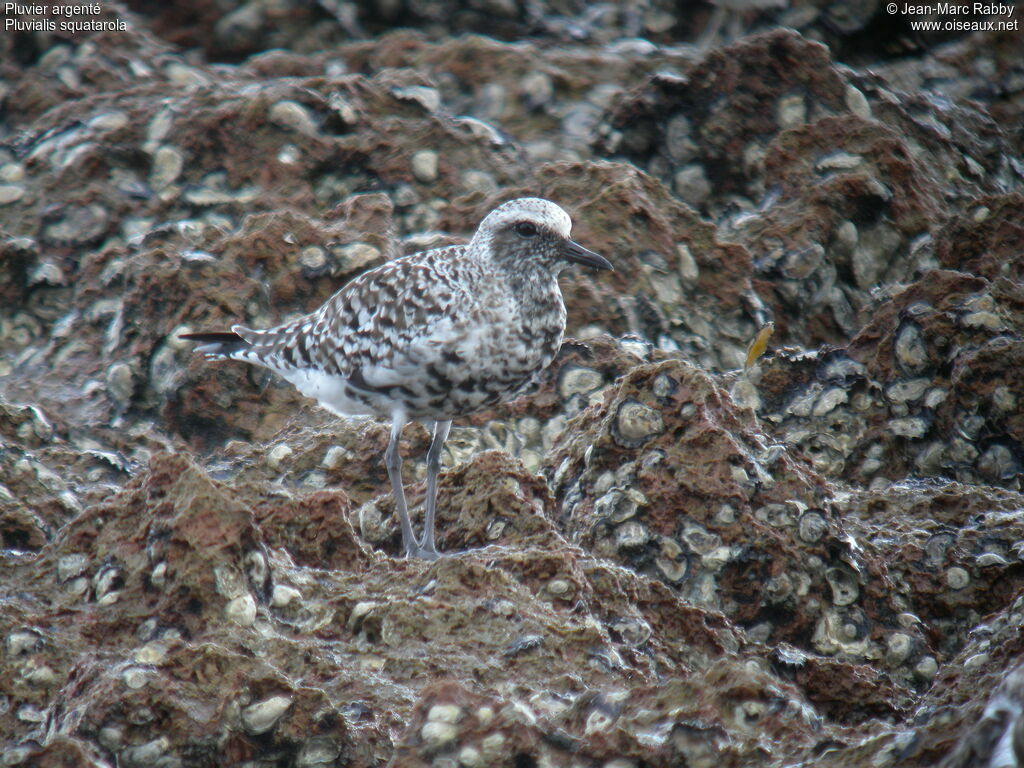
[{"x1": 182, "y1": 197, "x2": 612, "y2": 559}]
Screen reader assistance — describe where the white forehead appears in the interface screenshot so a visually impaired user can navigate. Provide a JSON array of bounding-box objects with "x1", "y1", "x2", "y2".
[{"x1": 479, "y1": 197, "x2": 572, "y2": 238}]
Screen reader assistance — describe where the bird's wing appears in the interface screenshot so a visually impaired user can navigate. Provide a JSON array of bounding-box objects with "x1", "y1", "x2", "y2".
[
  {"x1": 228, "y1": 246, "x2": 481, "y2": 387},
  {"x1": 319, "y1": 247, "x2": 481, "y2": 385}
]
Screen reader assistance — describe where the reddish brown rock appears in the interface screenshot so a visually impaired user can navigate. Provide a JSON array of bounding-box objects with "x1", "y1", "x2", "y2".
[
  {"x1": 936, "y1": 194, "x2": 1024, "y2": 281},
  {"x1": 3, "y1": 5, "x2": 1024, "y2": 768}
]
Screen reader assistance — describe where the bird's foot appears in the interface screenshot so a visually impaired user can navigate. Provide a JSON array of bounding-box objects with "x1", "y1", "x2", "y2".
[{"x1": 404, "y1": 545, "x2": 444, "y2": 561}]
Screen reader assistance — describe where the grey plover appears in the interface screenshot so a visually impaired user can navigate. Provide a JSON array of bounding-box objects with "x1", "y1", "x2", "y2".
[{"x1": 182, "y1": 198, "x2": 612, "y2": 559}]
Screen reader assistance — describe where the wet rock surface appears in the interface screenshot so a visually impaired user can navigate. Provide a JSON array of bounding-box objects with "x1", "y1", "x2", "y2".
[{"x1": 2, "y1": 2, "x2": 1024, "y2": 766}]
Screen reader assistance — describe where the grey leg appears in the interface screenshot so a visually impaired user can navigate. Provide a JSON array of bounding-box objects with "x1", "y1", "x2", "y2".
[
  {"x1": 698, "y1": 5, "x2": 726, "y2": 49},
  {"x1": 384, "y1": 412, "x2": 419, "y2": 558},
  {"x1": 418, "y1": 419, "x2": 452, "y2": 557}
]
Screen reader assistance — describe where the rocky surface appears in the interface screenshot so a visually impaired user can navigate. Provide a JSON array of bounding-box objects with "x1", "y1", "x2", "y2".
[{"x1": 2, "y1": 1, "x2": 1024, "y2": 766}]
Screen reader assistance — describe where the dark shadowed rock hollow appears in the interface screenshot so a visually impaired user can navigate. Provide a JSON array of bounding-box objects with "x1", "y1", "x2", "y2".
[{"x1": 2, "y1": 1, "x2": 1024, "y2": 766}]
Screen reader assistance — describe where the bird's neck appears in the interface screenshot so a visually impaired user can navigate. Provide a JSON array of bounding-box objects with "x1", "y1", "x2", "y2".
[
  {"x1": 472, "y1": 232, "x2": 563, "y2": 307},
  {"x1": 496, "y1": 256, "x2": 561, "y2": 305}
]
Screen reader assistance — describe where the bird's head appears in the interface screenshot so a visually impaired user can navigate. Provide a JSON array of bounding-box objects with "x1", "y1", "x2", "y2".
[{"x1": 473, "y1": 197, "x2": 613, "y2": 274}]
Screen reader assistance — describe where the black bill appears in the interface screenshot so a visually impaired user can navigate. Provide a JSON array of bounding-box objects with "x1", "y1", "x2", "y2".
[{"x1": 563, "y1": 239, "x2": 614, "y2": 270}]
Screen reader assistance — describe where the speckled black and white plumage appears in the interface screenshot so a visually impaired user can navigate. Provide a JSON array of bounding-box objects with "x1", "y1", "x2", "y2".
[{"x1": 183, "y1": 197, "x2": 612, "y2": 559}]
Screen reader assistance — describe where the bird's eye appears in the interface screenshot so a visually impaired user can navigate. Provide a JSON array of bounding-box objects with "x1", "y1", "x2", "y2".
[{"x1": 514, "y1": 222, "x2": 538, "y2": 238}]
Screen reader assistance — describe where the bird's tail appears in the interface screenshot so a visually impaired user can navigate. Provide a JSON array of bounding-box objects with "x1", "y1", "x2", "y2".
[{"x1": 180, "y1": 331, "x2": 250, "y2": 359}]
